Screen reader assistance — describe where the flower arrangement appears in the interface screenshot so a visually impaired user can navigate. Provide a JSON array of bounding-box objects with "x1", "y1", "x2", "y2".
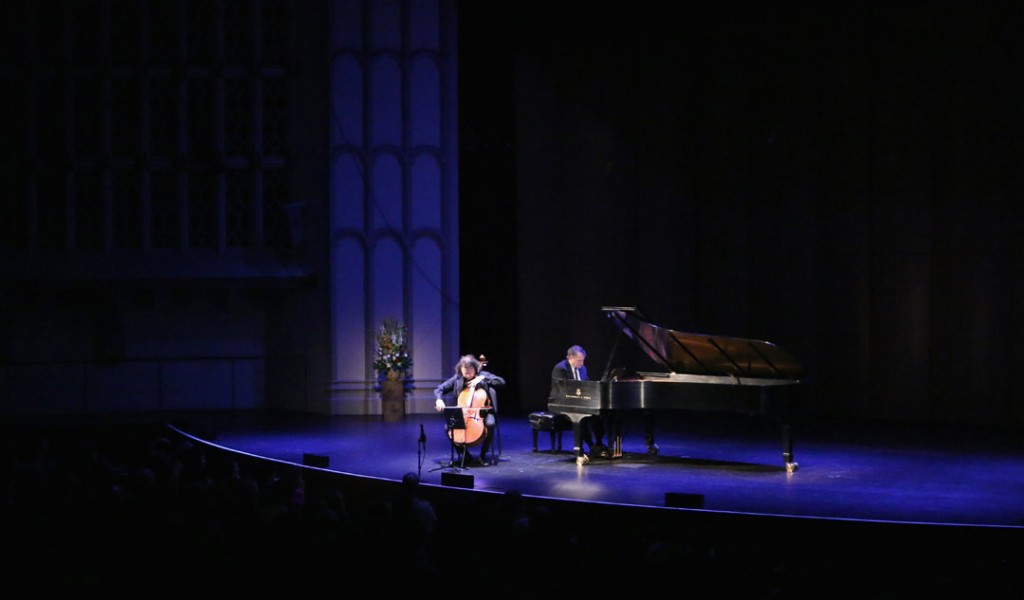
[{"x1": 373, "y1": 318, "x2": 412, "y2": 379}]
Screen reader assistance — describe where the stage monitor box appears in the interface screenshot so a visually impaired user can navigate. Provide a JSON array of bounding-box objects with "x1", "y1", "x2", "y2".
[
  {"x1": 441, "y1": 471, "x2": 474, "y2": 489},
  {"x1": 303, "y1": 453, "x2": 330, "y2": 469},
  {"x1": 665, "y1": 492, "x2": 705, "y2": 509}
]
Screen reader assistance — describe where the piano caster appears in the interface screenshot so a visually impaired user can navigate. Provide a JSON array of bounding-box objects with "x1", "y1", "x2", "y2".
[
  {"x1": 646, "y1": 443, "x2": 659, "y2": 456},
  {"x1": 576, "y1": 454, "x2": 590, "y2": 466},
  {"x1": 786, "y1": 461, "x2": 799, "y2": 473}
]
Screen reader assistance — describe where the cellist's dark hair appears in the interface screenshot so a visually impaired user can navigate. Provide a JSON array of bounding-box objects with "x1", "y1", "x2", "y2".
[{"x1": 455, "y1": 354, "x2": 482, "y2": 373}]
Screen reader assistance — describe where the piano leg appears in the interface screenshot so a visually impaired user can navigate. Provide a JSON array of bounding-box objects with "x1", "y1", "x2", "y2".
[
  {"x1": 781, "y1": 421, "x2": 798, "y2": 473},
  {"x1": 644, "y1": 411, "x2": 658, "y2": 456},
  {"x1": 605, "y1": 414, "x2": 623, "y2": 458}
]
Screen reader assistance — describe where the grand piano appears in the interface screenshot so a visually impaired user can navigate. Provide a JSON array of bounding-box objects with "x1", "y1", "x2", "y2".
[{"x1": 548, "y1": 307, "x2": 805, "y2": 471}]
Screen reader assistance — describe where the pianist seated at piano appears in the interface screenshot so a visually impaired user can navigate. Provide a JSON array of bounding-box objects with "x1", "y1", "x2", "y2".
[
  {"x1": 548, "y1": 308, "x2": 804, "y2": 471},
  {"x1": 549, "y1": 345, "x2": 608, "y2": 457},
  {"x1": 434, "y1": 354, "x2": 505, "y2": 466}
]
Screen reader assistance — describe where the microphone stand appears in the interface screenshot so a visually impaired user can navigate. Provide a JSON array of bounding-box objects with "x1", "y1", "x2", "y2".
[{"x1": 417, "y1": 423, "x2": 427, "y2": 478}]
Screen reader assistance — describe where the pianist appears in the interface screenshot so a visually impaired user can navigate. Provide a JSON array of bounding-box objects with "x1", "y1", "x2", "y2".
[{"x1": 549, "y1": 345, "x2": 608, "y2": 457}]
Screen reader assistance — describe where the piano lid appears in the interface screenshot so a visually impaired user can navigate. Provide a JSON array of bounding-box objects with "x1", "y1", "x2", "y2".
[{"x1": 602, "y1": 307, "x2": 802, "y2": 380}]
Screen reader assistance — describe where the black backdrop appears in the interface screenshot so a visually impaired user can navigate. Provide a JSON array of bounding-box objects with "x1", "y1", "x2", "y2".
[{"x1": 457, "y1": 2, "x2": 1024, "y2": 426}]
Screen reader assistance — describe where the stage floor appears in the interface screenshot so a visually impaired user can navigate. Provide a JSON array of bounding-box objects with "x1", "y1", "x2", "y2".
[{"x1": 175, "y1": 409, "x2": 1024, "y2": 529}]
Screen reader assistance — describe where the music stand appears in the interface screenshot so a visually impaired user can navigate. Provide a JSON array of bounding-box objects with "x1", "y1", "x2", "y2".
[{"x1": 429, "y1": 407, "x2": 469, "y2": 472}]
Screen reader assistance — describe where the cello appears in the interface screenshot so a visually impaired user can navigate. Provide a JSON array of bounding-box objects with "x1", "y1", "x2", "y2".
[{"x1": 448, "y1": 354, "x2": 491, "y2": 448}]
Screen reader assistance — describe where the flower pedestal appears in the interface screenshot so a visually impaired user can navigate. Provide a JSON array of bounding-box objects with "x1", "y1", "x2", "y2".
[
  {"x1": 373, "y1": 319, "x2": 411, "y2": 422},
  {"x1": 380, "y1": 371, "x2": 406, "y2": 422}
]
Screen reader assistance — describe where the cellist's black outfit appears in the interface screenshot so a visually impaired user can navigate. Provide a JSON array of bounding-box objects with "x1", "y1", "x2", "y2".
[{"x1": 434, "y1": 370, "x2": 505, "y2": 465}]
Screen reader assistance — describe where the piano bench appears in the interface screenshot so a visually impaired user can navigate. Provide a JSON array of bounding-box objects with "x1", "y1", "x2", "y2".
[{"x1": 529, "y1": 411, "x2": 572, "y2": 452}]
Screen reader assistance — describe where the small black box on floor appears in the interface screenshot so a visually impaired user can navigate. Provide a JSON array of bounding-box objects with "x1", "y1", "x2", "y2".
[
  {"x1": 665, "y1": 492, "x2": 705, "y2": 509},
  {"x1": 441, "y1": 471, "x2": 474, "y2": 489},
  {"x1": 302, "y1": 453, "x2": 330, "y2": 469}
]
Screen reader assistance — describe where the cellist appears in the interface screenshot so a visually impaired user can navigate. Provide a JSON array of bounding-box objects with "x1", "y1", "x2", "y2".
[{"x1": 434, "y1": 354, "x2": 505, "y2": 465}]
